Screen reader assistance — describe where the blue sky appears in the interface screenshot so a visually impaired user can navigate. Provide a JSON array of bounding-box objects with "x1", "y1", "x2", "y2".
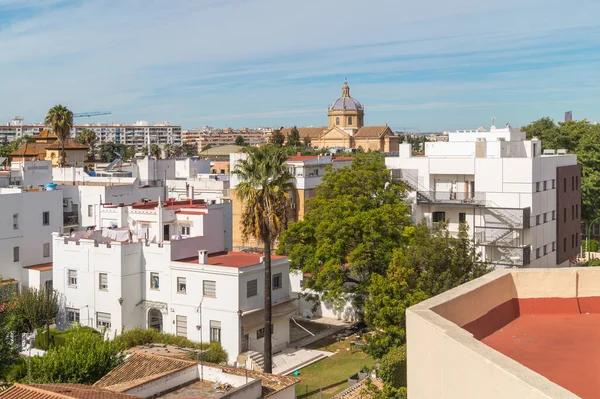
[{"x1": 1, "y1": 0, "x2": 600, "y2": 131}]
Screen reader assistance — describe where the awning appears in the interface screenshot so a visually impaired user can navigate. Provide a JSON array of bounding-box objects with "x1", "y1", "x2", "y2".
[
  {"x1": 242, "y1": 299, "x2": 298, "y2": 331},
  {"x1": 136, "y1": 300, "x2": 168, "y2": 313}
]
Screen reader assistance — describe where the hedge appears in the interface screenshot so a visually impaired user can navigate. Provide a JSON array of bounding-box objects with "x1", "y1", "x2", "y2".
[{"x1": 34, "y1": 326, "x2": 101, "y2": 350}]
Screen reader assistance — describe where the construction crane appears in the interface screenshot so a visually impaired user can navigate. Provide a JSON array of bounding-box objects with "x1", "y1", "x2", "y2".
[{"x1": 73, "y1": 111, "x2": 111, "y2": 118}]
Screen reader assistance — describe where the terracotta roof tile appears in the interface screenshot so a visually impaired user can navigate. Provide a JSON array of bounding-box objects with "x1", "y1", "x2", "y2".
[
  {"x1": 331, "y1": 378, "x2": 384, "y2": 398},
  {"x1": 94, "y1": 353, "x2": 196, "y2": 391},
  {"x1": 9, "y1": 142, "x2": 47, "y2": 157},
  {"x1": 0, "y1": 383, "x2": 139, "y2": 399},
  {"x1": 219, "y1": 366, "x2": 299, "y2": 397},
  {"x1": 45, "y1": 139, "x2": 89, "y2": 150},
  {"x1": 354, "y1": 126, "x2": 391, "y2": 138},
  {"x1": 33, "y1": 129, "x2": 58, "y2": 140},
  {"x1": 281, "y1": 127, "x2": 327, "y2": 139}
]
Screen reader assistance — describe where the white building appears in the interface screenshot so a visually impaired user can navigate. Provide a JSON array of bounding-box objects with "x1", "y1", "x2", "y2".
[
  {"x1": 52, "y1": 198, "x2": 296, "y2": 365},
  {"x1": 0, "y1": 118, "x2": 182, "y2": 149},
  {"x1": 386, "y1": 125, "x2": 582, "y2": 268},
  {"x1": 0, "y1": 187, "x2": 63, "y2": 290}
]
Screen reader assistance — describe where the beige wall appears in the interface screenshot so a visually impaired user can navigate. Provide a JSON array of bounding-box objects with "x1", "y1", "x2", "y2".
[{"x1": 407, "y1": 269, "x2": 598, "y2": 399}]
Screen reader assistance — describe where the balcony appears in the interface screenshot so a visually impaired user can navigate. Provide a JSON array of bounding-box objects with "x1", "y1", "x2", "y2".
[
  {"x1": 416, "y1": 191, "x2": 486, "y2": 205},
  {"x1": 63, "y1": 211, "x2": 79, "y2": 227}
]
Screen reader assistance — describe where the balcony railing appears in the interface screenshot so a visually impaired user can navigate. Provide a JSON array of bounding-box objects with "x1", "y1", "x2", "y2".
[
  {"x1": 63, "y1": 212, "x2": 79, "y2": 227},
  {"x1": 416, "y1": 191, "x2": 486, "y2": 204}
]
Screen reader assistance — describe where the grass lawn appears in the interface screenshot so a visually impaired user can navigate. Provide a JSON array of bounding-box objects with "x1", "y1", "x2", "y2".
[{"x1": 294, "y1": 336, "x2": 376, "y2": 399}]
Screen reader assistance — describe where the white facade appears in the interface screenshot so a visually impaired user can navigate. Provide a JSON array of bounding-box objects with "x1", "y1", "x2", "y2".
[
  {"x1": 386, "y1": 125, "x2": 579, "y2": 268},
  {"x1": 52, "y1": 200, "x2": 296, "y2": 364},
  {"x1": 0, "y1": 188, "x2": 63, "y2": 286},
  {"x1": 131, "y1": 157, "x2": 210, "y2": 186}
]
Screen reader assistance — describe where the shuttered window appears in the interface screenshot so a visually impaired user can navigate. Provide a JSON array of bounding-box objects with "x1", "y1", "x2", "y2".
[
  {"x1": 96, "y1": 312, "x2": 111, "y2": 329},
  {"x1": 203, "y1": 280, "x2": 216, "y2": 297},
  {"x1": 176, "y1": 315, "x2": 187, "y2": 337},
  {"x1": 68, "y1": 270, "x2": 77, "y2": 287},
  {"x1": 210, "y1": 320, "x2": 221, "y2": 342},
  {"x1": 99, "y1": 273, "x2": 108, "y2": 290},
  {"x1": 247, "y1": 279, "x2": 257, "y2": 297},
  {"x1": 177, "y1": 277, "x2": 186, "y2": 293}
]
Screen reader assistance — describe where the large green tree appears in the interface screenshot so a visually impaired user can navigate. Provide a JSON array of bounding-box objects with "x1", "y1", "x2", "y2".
[
  {"x1": 45, "y1": 105, "x2": 73, "y2": 167},
  {"x1": 286, "y1": 127, "x2": 301, "y2": 147},
  {"x1": 364, "y1": 222, "x2": 489, "y2": 357},
  {"x1": 278, "y1": 153, "x2": 411, "y2": 310},
  {"x1": 150, "y1": 143, "x2": 161, "y2": 159},
  {"x1": 0, "y1": 136, "x2": 36, "y2": 159},
  {"x1": 76, "y1": 128, "x2": 98, "y2": 160},
  {"x1": 233, "y1": 145, "x2": 294, "y2": 373},
  {"x1": 577, "y1": 125, "x2": 600, "y2": 220},
  {"x1": 181, "y1": 143, "x2": 198, "y2": 157},
  {"x1": 269, "y1": 129, "x2": 285, "y2": 146},
  {"x1": 235, "y1": 135, "x2": 246, "y2": 146}
]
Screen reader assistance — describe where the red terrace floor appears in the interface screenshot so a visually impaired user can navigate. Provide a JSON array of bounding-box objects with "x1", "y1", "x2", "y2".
[
  {"x1": 179, "y1": 251, "x2": 286, "y2": 268},
  {"x1": 482, "y1": 312, "x2": 600, "y2": 398}
]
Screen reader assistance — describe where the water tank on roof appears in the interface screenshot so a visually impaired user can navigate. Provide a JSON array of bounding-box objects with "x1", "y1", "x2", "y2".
[{"x1": 45, "y1": 183, "x2": 57, "y2": 191}]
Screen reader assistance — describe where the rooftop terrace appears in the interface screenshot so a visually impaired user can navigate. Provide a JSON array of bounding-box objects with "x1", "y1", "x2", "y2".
[{"x1": 408, "y1": 268, "x2": 600, "y2": 399}]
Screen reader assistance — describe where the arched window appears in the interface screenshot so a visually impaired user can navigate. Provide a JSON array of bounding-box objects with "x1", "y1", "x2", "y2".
[
  {"x1": 348, "y1": 117, "x2": 352, "y2": 125},
  {"x1": 335, "y1": 117, "x2": 340, "y2": 125}
]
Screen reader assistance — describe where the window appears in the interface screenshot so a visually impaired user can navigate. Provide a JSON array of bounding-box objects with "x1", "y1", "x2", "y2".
[
  {"x1": 176, "y1": 315, "x2": 187, "y2": 337},
  {"x1": 66, "y1": 308, "x2": 80, "y2": 324},
  {"x1": 257, "y1": 327, "x2": 265, "y2": 339},
  {"x1": 247, "y1": 279, "x2": 257, "y2": 297},
  {"x1": 536, "y1": 248, "x2": 541, "y2": 259},
  {"x1": 96, "y1": 312, "x2": 111, "y2": 329},
  {"x1": 543, "y1": 245, "x2": 547, "y2": 255},
  {"x1": 459, "y1": 213, "x2": 466, "y2": 223},
  {"x1": 13, "y1": 213, "x2": 18, "y2": 229},
  {"x1": 552, "y1": 242, "x2": 556, "y2": 252},
  {"x1": 42, "y1": 211, "x2": 50, "y2": 226},
  {"x1": 564, "y1": 208, "x2": 567, "y2": 223},
  {"x1": 552, "y1": 210, "x2": 556, "y2": 220},
  {"x1": 181, "y1": 226, "x2": 190, "y2": 236},
  {"x1": 13, "y1": 246, "x2": 19, "y2": 262},
  {"x1": 572, "y1": 205, "x2": 575, "y2": 220},
  {"x1": 68, "y1": 270, "x2": 77, "y2": 287},
  {"x1": 536, "y1": 182, "x2": 540, "y2": 192},
  {"x1": 564, "y1": 178, "x2": 567, "y2": 193},
  {"x1": 348, "y1": 117, "x2": 352, "y2": 125},
  {"x1": 273, "y1": 273, "x2": 282, "y2": 290},
  {"x1": 576, "y1": 204, "x2": 579, "y2": 219},
  {"x1": 220, "y1": 169, "x2": 225, "y2": 174},
  {"x1": 552, "y1": 179, "x2": 556, "y2": 189},
  {"x1": 543, "y1": 181, "x2": 547, "y2": 191},
  {"x1": 99, "y1": 273, "x2": 108, "y2": 290},
  {"x1": 335, "y1": 117, "x2": 340, "y2": 125},
  {"x1": 432, "y1": 211, "x2": 445, "y2": 223},
  {"x1": 88, "y1": 205, "x2": 93, "y2": 217},
  {"x1": 576, "y1": 176, "x2": 579, "y2": 189},
  {"x1": 543, "y1": 213, "x2": 547, "y2": 223},
  {"x1": 203, "y1": 280, "x2": 216, "y2": 297},
  {"x1": 177, "y1": 277, "x2": 186, "y2": 293},
  {"x1": 564, "y1": 237, "x2": 567, "y2": 252},
  {"x1": 572, "y1": 176, "x2": 575, "y2": 191},
  {"x1": 536, "y1": 215, "x2": 540, "y2": 225},
  {"x1": 43, "y1": 243, "x2": 50, "y2": 258},
  {"x1": 150, "y1": 273, "x2": 159, "y2": 290},
  {"x1": 572, "y1": 234, "x2": 575, "y2": 248},
  {"x1": 210, "y1": 320, "x2": 221, "y2": 342}
]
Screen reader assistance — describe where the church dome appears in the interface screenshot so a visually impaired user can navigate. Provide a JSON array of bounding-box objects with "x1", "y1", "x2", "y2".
[{"x1": 329, "y1": 80, "x2": 363, "y2": 111}]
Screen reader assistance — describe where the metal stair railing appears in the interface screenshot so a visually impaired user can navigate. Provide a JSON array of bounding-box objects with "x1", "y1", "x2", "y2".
[{"x1": 485, "y1": 200, "x2": 522, "y2": 228}]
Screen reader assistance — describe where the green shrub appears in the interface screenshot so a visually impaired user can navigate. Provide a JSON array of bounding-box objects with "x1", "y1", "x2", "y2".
[
  {"x1": 3, "y1": 358, "x2": 27, "y2": 383},
  {"x1": 34, "y1": 328, "x2": 60, "y2": 350},
  {"x1": 379, "y1": 345, "x2": 407, "y2": 388},
  {"x1": 588, "y1": 258, "x2": 600, "y2": 267},
  {"x1": 582, "y1": 239, "x2": 599, "y2": 253},
  {"x1": 34, "y1": 326, "x2": 101, "y2": 350},
  {"x1": 114, "y1": 328, "x2": 227, "y2": 364}
]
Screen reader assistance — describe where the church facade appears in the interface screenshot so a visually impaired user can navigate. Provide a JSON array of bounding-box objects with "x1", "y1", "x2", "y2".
[{"x1": 281, "y1": 81, "x2": 399, "y2": 152}]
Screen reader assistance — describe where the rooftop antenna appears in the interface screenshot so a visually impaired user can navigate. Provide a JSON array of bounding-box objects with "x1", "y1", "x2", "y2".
[{"x1": 490, "y1": 117, "x2": 496, "y2": 130}]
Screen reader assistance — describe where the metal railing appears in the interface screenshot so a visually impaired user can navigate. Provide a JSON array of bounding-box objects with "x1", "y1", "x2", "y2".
[
  {"x1": 416, "y1": 191, "x2": 486, "y2": 204},
  {"x1": 63, "y1": 212, "x2": 79, "y2": 226}
]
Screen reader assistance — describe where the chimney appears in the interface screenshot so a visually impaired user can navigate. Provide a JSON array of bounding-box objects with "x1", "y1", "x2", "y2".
[
  {"x1": 187, "y1": 184, "x2": 195, "y2": 201},
  {"x1": 198, "y1": 250, "x2": 208, "y2": 264}
]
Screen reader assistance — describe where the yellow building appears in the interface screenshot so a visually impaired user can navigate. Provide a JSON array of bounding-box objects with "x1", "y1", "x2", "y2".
[
  {"x1": 9, "y1": 130, "x2": 89, "y2": 167},
  {"x1": 280, "y1": 80, "x2": 399, "y2": 152}
]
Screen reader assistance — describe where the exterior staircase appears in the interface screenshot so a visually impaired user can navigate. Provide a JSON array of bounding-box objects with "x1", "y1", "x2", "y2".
[{"x1": 245, "y1": 350, "x2": 265, "y2": 372}]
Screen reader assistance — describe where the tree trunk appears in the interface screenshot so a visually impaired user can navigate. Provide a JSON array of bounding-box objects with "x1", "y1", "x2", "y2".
[{"x1": 263, "y1": 233, "x2": 273, "y2": 373}]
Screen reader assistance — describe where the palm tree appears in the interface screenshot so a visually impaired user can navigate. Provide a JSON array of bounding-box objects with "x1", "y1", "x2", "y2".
[
  {"x1": 150, "y1": 143, "x2": 162, "y2": 159},
  {"x1": 76, "y1": 128, "x2": 98, "y2": 160},
  {"x1": 233, "y1": 145, "x2": 294, "y2": 373},
  {"x1": 45, "y1": 105, "x2": 73, "y2": 167}
]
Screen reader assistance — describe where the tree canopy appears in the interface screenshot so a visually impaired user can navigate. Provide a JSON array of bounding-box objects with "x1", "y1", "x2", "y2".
[
  {"x1": 278, "y1": 153, "x2": 412, "y2": 308},
  {"x1": 235, "y1": 135, "x2": 246, "y2": 146},
  {"x1": 269, "y1": 129, "x2": 285, "y2": 146},
  {"x1": 364, "y1": 222, "x2": 489, "y2": 357},
  {"x1": 76, "y1": 129, "x2": 98, "y2": 159},
  {"x1": 45, "y1": 105, "x2": 73, "y2": 167},
  {"x1": 286, "y1": 127, "x2": 301, "y2": 147}
]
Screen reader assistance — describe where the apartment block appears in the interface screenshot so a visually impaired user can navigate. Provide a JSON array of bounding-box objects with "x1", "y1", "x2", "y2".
[{"x1": 386, "y1": 125, "x2": 581, "y2": 268}]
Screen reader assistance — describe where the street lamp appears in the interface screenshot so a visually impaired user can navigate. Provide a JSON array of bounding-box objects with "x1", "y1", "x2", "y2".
[{"x1": 587, "y1": 216, "x2": 600, "y2": 264}]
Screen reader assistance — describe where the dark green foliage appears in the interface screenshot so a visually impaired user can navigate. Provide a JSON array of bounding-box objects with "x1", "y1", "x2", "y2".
[
  {"x1": 235, "y1": 135, "x2": 246, "y2": 146},
  {"x1": 379, "y1": 345, "x2": 407, "y2": 388},
  {"x1": 269, "y1": 129, "x2": 285, "y2": 146},
  {"x1": 34, "y1": 326, "x2": 101, "y2": 350},
  {"x1": 286, "y1": 127, "x2": 301, "y2": 147},
  {"x1": 582, "y1": 239, "x2": 599, "y2": 253}
]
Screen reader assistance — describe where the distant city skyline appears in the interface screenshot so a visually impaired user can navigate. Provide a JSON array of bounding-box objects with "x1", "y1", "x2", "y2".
[{"x1": 1, "y1": 0, "x2": 600, "y2": 131}]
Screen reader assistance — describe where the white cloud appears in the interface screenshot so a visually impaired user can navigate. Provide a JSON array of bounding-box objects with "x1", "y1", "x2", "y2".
[{"x1": 1, "y1": 0, "x2": 600, "y2": 129}]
